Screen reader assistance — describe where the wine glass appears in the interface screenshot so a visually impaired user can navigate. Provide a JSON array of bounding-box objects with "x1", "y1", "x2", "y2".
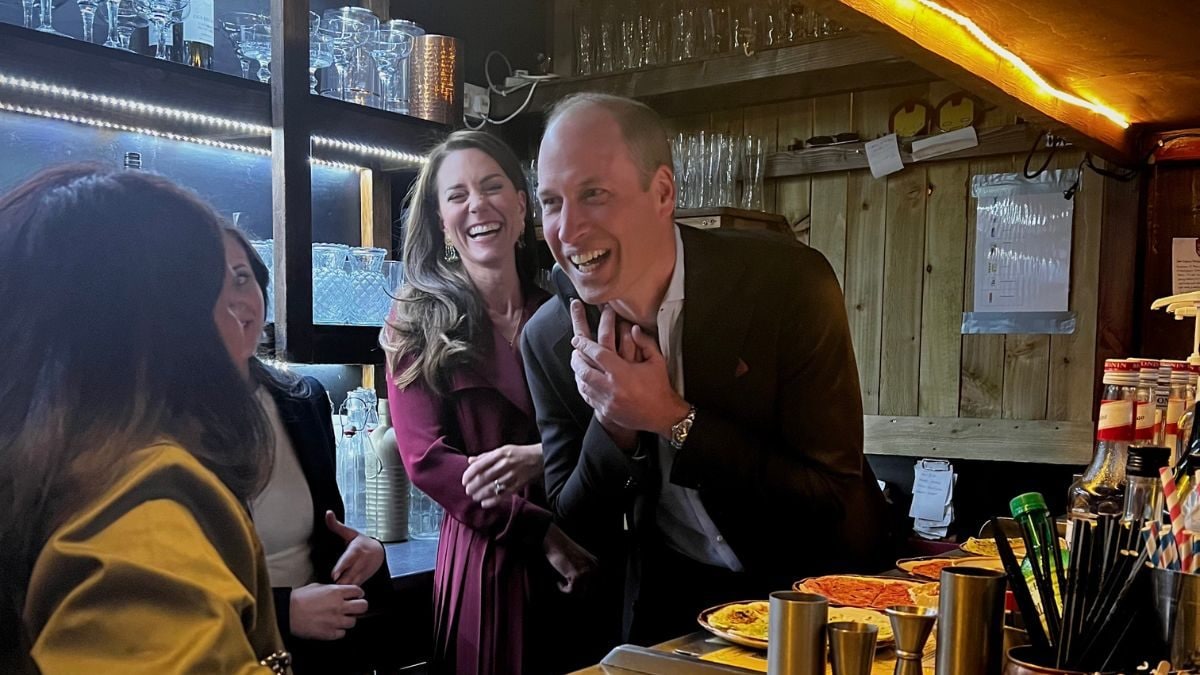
[
  {"x1": 219, "y1": 12, "x2": 265, "y2": 79},
  {"x1": 78, "y1": 0, "x2": 101, "y2": 42},
  {"x1": 20, "y1": 0, "x2": 36, "y2": 29},
  {"x1": 309, "y1": 28, "x2": 335, "y2": 94},
  {"x1": 135, "y1": 0, "x2": 190, "y2": 60},
  {"x1": 240, "y1": 22, "x2": 272, "y2": 83},
  {"x1": 100, "y1": 0, "x2": 122, "y2": 47},
  {"x1": 368, "y1": 21, "x2": 416, "y2": 113},
  {"x1": 36, "y1": 0, "x2": 67, "y2": 36},
  {"x1": 114, "y1": 0, "x2": 146, "y2": 50},
  {"x1": 322, "y1": 7, "x2": 379, "y2": 100}
]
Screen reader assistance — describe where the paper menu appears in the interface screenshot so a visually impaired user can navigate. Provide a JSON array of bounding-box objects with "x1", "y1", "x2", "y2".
[
  {"x1": 1173, "y1": 238, "x2": 1200, "y2": 295},
  {"x1": 865, "y1": 133, "x2": 904, "y2": 178},
  {"x1": 973, "y1": 190, "x2": 1072, "y2": 312}
]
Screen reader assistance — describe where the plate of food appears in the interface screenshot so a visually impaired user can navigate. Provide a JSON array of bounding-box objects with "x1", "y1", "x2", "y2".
[
  {"x1": 698, "y1": 601, "x2": 769, "y2": 649},
  {"x1": 697, "y1": 601, "x2": 896, "y2": 650},
  {"x1": 897, "y1": 556, "x2": 1005, "y2": 580},
  {"x1": 960, "y1": 537, "x2": 1024, "y2": 557},
  {"x1": 793, "y1": 575, "x2": 923, "y2": 610}
]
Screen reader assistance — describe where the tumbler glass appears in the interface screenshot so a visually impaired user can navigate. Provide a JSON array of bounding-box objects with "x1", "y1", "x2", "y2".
[{"x1": 312, "y1": 243, "x2": 351, "y2": 324}]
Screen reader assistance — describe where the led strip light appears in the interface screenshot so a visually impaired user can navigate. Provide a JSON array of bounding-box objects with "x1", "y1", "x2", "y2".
[
  {"x1": 0, "y1": 72, "x2": 428, "y2": 167},
  {"x1": 911, "y1": 0, "x2": 1130, "y2": 129}
]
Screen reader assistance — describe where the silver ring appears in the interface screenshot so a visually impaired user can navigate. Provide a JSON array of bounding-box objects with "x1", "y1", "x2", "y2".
[{"x1": 493, "y1": 480, "x2": 504, "y2": 496}]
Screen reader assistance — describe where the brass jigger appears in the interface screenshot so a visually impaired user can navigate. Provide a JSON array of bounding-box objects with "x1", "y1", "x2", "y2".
[{"x1": 886, "y1": 605, "x2": 937, "y2": 675}]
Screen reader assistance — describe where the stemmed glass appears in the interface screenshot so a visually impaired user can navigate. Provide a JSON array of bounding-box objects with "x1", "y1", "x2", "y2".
[
  {"x1": 114, "y1": 0, "x2": 145, "y2": 50},
  {"x1": 219, "y1": 12, "x2": 265, "y2": 79},
  {"x1": 322, "y1": 7, "x2": 379, "y2": 101},
  {"x1": 36, "y1": 0, "x2": 67, "y2": 36},
  {"x1": 368, "y1": 21, "x2": 416, "y2": 113},
  {"x1": 134, "y1": 0, "x2": 191, "y2": 60},
  {"x1": 78, "y1": 0, "x2": 101, "y2": 43},
  {"x1": 100, "y1": 0, "x2": 122, "y2": 47},
  {"x1": 21, "y1": 0, "x2": 36, "y2": 29},
  {"x1": 309, "y1": 28, "x2": 335, "y2": 94},
  {"x1": 240, "y1": 22, "x2": 272, "y2": 83}
]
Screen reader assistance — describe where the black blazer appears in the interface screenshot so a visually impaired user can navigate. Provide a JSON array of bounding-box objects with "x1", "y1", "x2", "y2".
[
  {"x1": 521, "y1": 227, "x2": 890, "y2": 592},
  {"x1": 263, "y1": 374, "x2": 393, "y2": 673}
]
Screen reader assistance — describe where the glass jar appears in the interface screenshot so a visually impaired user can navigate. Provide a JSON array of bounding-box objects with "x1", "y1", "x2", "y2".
[
  {"x1": 409, "y1": 484, "x2": 443, "y2": 540},
  {"x1": 312, "y1": 243, "x2": 350, "y2": 325},
  {"x1": 348, "y1": 247, "x2": 389, "y2": 326}
]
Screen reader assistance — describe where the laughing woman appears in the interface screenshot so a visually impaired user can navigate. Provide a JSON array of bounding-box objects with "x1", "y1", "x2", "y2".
[{"x1": 382, "y1": 131, "x2": 595, "y2": 674}]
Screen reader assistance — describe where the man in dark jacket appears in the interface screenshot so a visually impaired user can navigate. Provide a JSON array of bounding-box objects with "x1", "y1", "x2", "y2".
[{"x1": 521, "y1": 93, "x2": 890, "y2": 646}]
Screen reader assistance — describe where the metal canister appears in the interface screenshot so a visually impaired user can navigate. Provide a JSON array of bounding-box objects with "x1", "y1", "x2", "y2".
[
  {"x1": 409, "y1": 34, "x2": 462, "y2": 125},
  {"x1": 936, "y1": 567, "x2": 1006, "y2": 675}
]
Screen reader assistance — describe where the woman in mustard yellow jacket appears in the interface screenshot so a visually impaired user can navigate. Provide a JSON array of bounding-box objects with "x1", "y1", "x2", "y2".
[{"x1": 0, "y1": 165, "x2": 286, "y2": 673}]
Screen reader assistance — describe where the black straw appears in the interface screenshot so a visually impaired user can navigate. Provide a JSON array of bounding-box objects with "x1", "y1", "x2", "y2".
[{"x1": 993, "y1": 519, "x2": 1052, "y2": 654}]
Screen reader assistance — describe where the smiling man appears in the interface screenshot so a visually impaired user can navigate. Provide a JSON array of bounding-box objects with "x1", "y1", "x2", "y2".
[{"x1": 521, "y1": 93, "x2": 890, "y2": 646}]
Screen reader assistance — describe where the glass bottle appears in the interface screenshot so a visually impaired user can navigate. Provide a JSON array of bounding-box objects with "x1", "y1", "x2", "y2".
[
  {"x1": 336, "y1": 393, "x2": 371, "y2": 532},
  {"x1": 1164, "y1": 360, "x2": 1191, "y2": 457},
  {"x1": 1068, "y1": 359, "x2": 1136, "y2": 517},
  {"x1": 1010, "y1": 492, "x2": 1065, "y2": 634},
  {"x1": 1134, "y1": 358, "x2": 1158, "y2": 446},
  {"x1": 1123, "y1": 445, "x2": 1169, "y2": 525},
  {"x1": 1174, "y1": 356, "x2": 1200, "y2": 490}
]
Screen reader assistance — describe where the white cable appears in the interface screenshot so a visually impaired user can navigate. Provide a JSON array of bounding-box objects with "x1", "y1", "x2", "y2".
[
  {"x1": 487, "y1": 80, "x2": 539, "y2": 125},
  {"x1": 484, "y1": 50, "x2": 515, "y2": 96}
]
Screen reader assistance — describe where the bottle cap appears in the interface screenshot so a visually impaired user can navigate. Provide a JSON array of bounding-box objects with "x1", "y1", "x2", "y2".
[
  {"x1": 1010, "y1": 492, "x2": 1048, "y2": 518},
  {"x1": 1127, "y1": 445, "x2": 1171, "y2": 478}
]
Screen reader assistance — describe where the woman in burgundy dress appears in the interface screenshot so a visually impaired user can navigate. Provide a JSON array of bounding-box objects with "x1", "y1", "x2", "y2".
[{"x1": 383, "y1": 131, "x2": 595, "y2": 674}]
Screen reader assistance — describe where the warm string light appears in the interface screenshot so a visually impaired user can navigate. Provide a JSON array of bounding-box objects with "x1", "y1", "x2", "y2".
[{"x1": 909, "y1": 0, "x2": 1130, "y2": 129}]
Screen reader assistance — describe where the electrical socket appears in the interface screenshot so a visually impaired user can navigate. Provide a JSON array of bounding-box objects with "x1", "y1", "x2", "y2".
[
  {"x1": 464, "y1": 82, "x2": 489, "y2": 120},
  {"x1": 1045, "y1": 132, "x2": 1072, "y2": 148},
  {"x1": 504, "y1": 75, "x2": 534, "y2": 91}
]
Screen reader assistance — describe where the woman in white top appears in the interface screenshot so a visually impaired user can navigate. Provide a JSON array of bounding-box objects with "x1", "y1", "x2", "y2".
[{"x1": 215, "y1": 227, "x2": 392, "y2": 674}]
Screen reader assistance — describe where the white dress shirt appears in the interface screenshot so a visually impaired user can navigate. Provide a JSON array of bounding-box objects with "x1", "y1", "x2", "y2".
[{"x1": 653, "y1": 227, "x2": 744, "y2": 572}]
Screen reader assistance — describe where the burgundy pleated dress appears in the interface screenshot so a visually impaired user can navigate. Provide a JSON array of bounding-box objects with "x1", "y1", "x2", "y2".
[{"x1": 387, "y1": 292, "x2": 556, "y2": 675}]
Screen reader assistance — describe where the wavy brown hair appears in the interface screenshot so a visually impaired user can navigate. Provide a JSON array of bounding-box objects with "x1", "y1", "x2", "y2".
[
  {"x1": 382, "y1": 130, "x2": 538, "y2": 393},
  {"x1": 0, "y1": 165, "x2": 272, "y2": 666}
]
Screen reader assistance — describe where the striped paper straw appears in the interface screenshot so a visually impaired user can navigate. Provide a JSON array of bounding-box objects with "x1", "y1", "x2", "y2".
[
  {"x1": 1161, "y1": 466, "x2": 1191, "y2": 571},
  {"x1": 1143, "y1": 522, "x2": 1160, "y2": 568},
  {"x1": 1162, "y1": 529, "x2": 1180, "y2": 571}
]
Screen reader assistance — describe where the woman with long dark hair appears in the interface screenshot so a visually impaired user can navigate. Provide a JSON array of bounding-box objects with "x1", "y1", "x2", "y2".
[
  {"x1": 382, "y1": 130, "x2": 595, "y2": 674},
  {"x1": 217, "y1": 227, "x2": 393, "y2": 674},
  {"x1": 0, "y1": 165, "x2": 283, "y2": 672}
]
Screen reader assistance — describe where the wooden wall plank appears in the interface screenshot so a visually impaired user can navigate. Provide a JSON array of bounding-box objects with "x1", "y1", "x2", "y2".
[
  {"x1": 864, "y1": 415, "x2": 1093, "y2": 465},
  {"x1": 774, "y1": 99, "x2": 814, "y2": 240},
  {"x1": 809, "y1": 94, "x2": 852, "y2": 284},
  {"x1": 959, "y1": 156, "x2": 1012, "y2": 417},
  {"x1": 919, "y1": 159, "x2": 969, "y2": 417},
  {"x1": 844, "y1": 89, "x2": 891, "y2": 415},
  {"x1": 880, "y1": 164, "x2": 928, "y2": 416}
]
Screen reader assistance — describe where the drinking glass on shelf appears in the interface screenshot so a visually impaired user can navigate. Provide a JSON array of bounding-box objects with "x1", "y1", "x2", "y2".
[
  {"x1": 596, "y1": 0, "x2": 616, "y2": 73},
  {"x1": 322, "y1": 7, "x2": 379, "y2": 101},
  {"x1": 36, "y1": 0, "x2": 66, "y2": 36},
  {"x1": 572, "y1": 0, "x2": 594, "y2": 75},
  {"x1": 20, "y1": 0, "x2": 36, "y2": 29},
  {"x1": 368, "y1": 21, "x2": 416, "y2": 113},
  {"x1": 671, "y1": 0, "x2": 698, "y2": 62},
  {"x1": 617, "y1": 0, "x2": 641, "y2": 71},
  {"x1": 348, "y1": 247, "x2": 388, "y2": 326},
  {"x1": 312, "y1": 243, "x2": 351, "y2": 325},
  {"x1": 702, "y1": 1, "x2": 732, "y2": 55},
  {"x1": 219, "y1": 12, "x2": 263, "y2": 79},
  {"x1": 309, "y1": 28, "x2": 334, "y2": 94},
  {"x1": 239, "y1": 22, "x2": 271, "y2": 83},
  {"x1": 100, "y1": 0, "x2": 122, "y2": 47},
  {"x1": 78, "y1": 0, "x2": 101, "y2": 43},
  {"x1": 739, "y1": 135, "x2": 765, "y2": 211},
  {"x1": 135, "y1": 0, "x2": 190, "y2": 60},
  {"x1": 250, "y1": 238, "x2": 275, "y2": 324},
  {"x1": 114, "y1": 0, "x2": 145, "y2": 51},
  {"x1": 381, "y1": 259, "x2": 404, "y2": 296},
  {"x1": 408, "y1": 485, "x2": 442, "y2": 540}
]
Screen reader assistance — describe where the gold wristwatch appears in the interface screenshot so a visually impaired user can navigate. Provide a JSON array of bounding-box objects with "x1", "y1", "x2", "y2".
[{"x1": 669, "y1": 406, "x2": 697, "y2": 450}]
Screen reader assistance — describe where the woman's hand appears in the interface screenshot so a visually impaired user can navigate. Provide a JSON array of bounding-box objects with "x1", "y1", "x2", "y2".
[
  {"x1": 325, "y1": 511, "x2": 385, "y2": 586},
  {"x1": 289, "y1": 583, "x2": 368, "y2": 641},
  {"x1": 542, "y1": 523, "x2": 597, "y2": 594},
  {"x1": 462, "y1": 443, "x2": 544, "y2": 508}
]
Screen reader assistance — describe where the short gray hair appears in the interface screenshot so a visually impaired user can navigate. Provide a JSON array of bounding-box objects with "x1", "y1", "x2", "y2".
[{"x1": 545, "y1": 93, "x2": 673, "y2": 189}]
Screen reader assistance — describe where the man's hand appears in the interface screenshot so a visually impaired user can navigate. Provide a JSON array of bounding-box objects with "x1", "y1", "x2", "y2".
[
  {"x1": 569, "y1": 302, "x2": 690, "y2": 438},
  {"x1": 570, "y1": 301, "x2": 642, "y2": 448},
  {"x1": 462, "y1": 443, "x2": 544, "y2": 508},
  {"x1": 542, "y1": 523, "x2": 597, "y2": 594}
]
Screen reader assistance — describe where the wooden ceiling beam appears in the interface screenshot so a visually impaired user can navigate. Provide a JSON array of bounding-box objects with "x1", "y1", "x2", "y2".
[{"x1": 801, "y1": 0, "x2": 1140, "y2": 166}]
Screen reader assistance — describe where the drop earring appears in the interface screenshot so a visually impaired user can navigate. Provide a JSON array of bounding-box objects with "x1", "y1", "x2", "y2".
[{"x1": 443, "y1": 236, "x2": 459, "y2": 263}]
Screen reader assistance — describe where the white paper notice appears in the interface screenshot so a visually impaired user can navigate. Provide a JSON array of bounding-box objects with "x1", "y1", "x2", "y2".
[
  {"x1": 1173, "y1": 238, "x2": 1200, "y2": 294},
  {"x1": 973, "y1": 188, "x2": 1073, "y2": 312},
  {"x1": 911, "y1": 460, "x2": 956, "y2": 539},
  {"x1": 865, "y1": 133, "x2": 904, "y2": 178}
]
